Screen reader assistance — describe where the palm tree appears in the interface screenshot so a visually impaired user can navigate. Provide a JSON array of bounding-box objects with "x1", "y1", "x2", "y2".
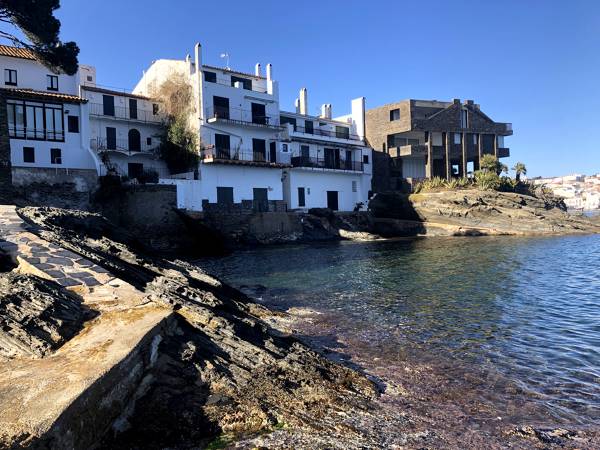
[
  {"x1": 512, "y1": 162, "x2": 527, "y2": 182},
  {"x1": 480, "y1": 154, "x2": 508, "y2": 175}
]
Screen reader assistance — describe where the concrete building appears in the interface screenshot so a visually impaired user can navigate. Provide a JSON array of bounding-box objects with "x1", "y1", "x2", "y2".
[
  {"x1": 280, "y1": 90, "x2": 372, "y2": 211},
  {"x1": 80, "y1": 74, "x2": 167, "y2": 181},
  {"x1": 365, "y1": 99, "x2": 513, "y2": 190},
  {"x1": 134, "y1": 43, "x2": 372, "y2": 212},
  {"x1": 0, "y1": 45, "x2": 99, "y2": 190}
]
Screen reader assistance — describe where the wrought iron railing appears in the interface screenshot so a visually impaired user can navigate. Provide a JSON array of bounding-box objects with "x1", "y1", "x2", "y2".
[
  {"x1": 89, "y1": 103, "x2": 163, "y2": 123},
  {"x1": 91, "y1": 137, "x2": 159, "y2": 153},
  {"x1": 201, "y1": 146, "x2": 279, "y2": 164},
  {"x1": 205, "y1": 106, "x2": 279, "y2": 127},
  {"x1": 291, "y1": 155, "x2": 363, "y2": 172},
  {"x1": 287, "y1": 124, "x2": 361, "y2": 141}
]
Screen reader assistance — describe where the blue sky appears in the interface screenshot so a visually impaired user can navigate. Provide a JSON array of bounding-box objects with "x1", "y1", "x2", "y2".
[{"x1": 27, "y1": 1, "x2": 600, "y2": 176}]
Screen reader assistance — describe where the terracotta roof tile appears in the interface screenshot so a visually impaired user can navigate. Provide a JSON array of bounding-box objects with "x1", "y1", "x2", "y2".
[
  {"x1": 0, "y1": 88, "x2": 87, "y2": 104},
  {"x1": 0, "y1": 45, "x2": 36, "y2": 60}
]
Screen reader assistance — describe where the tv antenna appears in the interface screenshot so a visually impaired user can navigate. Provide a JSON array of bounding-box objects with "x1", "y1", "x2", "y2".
[{"x1": 220, "y1": 52, "x2": 230, "y2": 70}]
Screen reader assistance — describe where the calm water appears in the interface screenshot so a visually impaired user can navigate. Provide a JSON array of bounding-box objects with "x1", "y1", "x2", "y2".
[{"x1": 199, "y1": 235, "x2": 600, "y2": 425}]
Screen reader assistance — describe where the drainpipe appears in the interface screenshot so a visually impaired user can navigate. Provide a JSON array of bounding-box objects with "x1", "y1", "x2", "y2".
[{"x1": 194, "y1": 42, "x2": 203, "y2": 125}]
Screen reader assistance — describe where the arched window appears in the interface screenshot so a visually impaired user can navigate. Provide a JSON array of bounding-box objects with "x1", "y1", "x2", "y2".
[{"x1": 128, "y1": 129, "x2": 141, "y2": 152}]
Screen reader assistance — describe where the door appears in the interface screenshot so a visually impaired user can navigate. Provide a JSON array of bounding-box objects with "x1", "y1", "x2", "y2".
[
  {"x1": 128, "y1": 163, "x2": 143, "y2": 179},
  {"x1": 106, "y1": 127, "x2": 116, "y2": 150},
  {"x1": 251, "y1": 103, "x2": 266, "y2": 125},
  {"x1": 217, "y1": 187, "x2": 234, "y2": 205},
  {"x1": 324, "y1": 148, "x2": 339, "y2": 169},
  {"x1": 128, "y1": 129, "x2": 141, "y2": 152},
  {"x1": 327, "y1": 191, "x2": 339, "y2": 211},
  {"x1": 345, "y1": 150, "x2": 353, "y2": 170},
  {"x1": 214, "y1": 134, "x2": 230, "y2": 159},
  {"x1": 298, "y1": 187, "x2": 306, "y2": 207},
  {"x1": 253, "y1": 188, "x2": 268, "y2": 212},
  {"x1": 252, "y1": 138, "x2": 266, "y2": 162},
  {"x1": 213, "y1": 96, "x2": 229, "y2": 119},
  {"x1": 102, "y1": 95, "x2": 115, "y2": 116},
  {"x1": 269, "y1": 142, "x2": 277, "y2": 162},
  {"x1": 129, "y1": 98, "x2": 138, "y2": 119}
]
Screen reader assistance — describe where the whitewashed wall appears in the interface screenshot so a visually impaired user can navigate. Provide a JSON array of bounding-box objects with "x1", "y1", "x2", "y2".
[{"x1": 201, "y1": 164, "x2": 283, "y2": 204}]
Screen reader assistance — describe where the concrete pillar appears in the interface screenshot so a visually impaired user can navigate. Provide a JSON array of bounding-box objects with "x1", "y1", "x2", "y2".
[
  {"x1": 444, "y1": 132, "x2": 451, "y2": 180},
  {"x1": 493, "y1": 134, "x2": 498, "y2": 158},
  {"x1": 0, "y1": 94, "x2": 13, "y2": 202},
  {"x1": 461, "y1": 132, "x2": 467, "y2": 177},
  {"x1": 477, "y1": 133, "x2": 483, "y2": 170},
  {"x1": 426, "y1": 132, "x2": 433, "y2": 178}
]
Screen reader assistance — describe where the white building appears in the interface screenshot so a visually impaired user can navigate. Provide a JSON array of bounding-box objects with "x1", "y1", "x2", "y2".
[
  {"x1": 280, "y1": 89, "x2": 371, "y2": 211},
  {"x1": 79, "y1": 70, "x2": 167, "y2": 181},
  {"x1": 0, "y1": 45, "x2": 99, "y2": 190},
  {"x1": 133, "y1": 42, "x2": 372, "y2": 212}
]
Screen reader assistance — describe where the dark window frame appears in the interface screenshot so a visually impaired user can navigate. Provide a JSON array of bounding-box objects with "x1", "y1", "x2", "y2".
[
  {"x1": 129, "y1": 98, "x2": 138, "y2": 119},
  {"x1": 102, "y1": 95, "x2": 115, "y2": 116},
  {"x1": 47, "y1": 74, "x2": 59, "y2": 91},
  {"x1": 23, "y1": 146, "x2": 34, "y2": 163},
  {"x1": 204, "y1": 71, "x2": 217, "y2": 83},
  {"x1": 304, "y1": 120, "x2": 314, "y2": 134},
  {"x1": 297, "y1": 187, "x2": 306, "y2": 207},
  {"x1": 152, "y1": 103, "x2": 159, "y2": 115},
  {"x1": 213, "y1": 96, "x2": 230, "y2": 119},
  {"x1": 67, "y1": 115, "x2": 79, "y2": 133},
  {"x1": 50, "y1": 147, "x2": 62, "y2": 164},
  {"x1": 363, "y1": 154, "x2": 369, "y2": 164},
  {"x1": 335, "y1": 126, "x2": 350, "y2": 139},
  {"x1": 230, "y1": 75, "x2": 252, "y2": 90},
  {"x1": 6, "y1": 99, "x2": 65, "y2": 142},
  {"x1": 390, "y1": 108, "x2": 400, "y2": 121},
  {"x1": 4, "y1": 69, "x2": 17, "y2": 86}
]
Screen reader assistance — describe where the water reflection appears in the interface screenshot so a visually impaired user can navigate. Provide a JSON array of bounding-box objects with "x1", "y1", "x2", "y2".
[{"x1": 198, "y1": 235, "x2": 600, "y2": 425}]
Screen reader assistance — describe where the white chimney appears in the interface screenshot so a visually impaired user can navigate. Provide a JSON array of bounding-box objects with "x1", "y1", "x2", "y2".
[
  {"x1": 255, "y1": 63, "x2": 261, "y2": 77},
  {"x1": 266, "y1": 63, "x2": 273, "y2": 81},
  {"x1": 294, "y1": 98, "x2": 300, "y2": 114},
  {"x1": 299, "y1": 88, "x2": 308, "y2": 115},
  {"x1": 326, "y1": 104, "x2": 332, "y2": 119},
  {"x1": 321, "y1": 104, "x2": 328, "y2": 118}
]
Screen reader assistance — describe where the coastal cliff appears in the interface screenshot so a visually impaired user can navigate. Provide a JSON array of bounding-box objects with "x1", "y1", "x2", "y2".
[
  {"x1": 0, "y1": 206, "x2": 598, "y2": 449},
  {"x1": 368, "y1": 189, "x2": 600, "y2": 237}
]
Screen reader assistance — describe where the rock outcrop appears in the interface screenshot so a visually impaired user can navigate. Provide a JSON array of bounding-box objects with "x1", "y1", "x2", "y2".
[{"x1": 369, "y1": 189, "x2": 600, "y2": 236}]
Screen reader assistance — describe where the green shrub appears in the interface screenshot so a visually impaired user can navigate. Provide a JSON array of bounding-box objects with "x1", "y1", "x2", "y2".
[{"x1": 475, "y1": 170, "x2": 501, "y2": 190}]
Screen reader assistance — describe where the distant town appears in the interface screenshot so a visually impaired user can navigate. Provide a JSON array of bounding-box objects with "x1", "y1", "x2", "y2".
[{"x1": 531, "y1": 174, "x2": 600, "y2": 210}]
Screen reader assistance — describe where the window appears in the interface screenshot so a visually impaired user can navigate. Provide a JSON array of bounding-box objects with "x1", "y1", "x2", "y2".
[
  {"x1": 50, "y1": 148, "x2": 61, "y2": 164},
  {"x1": 461, "y1": 109, "x2": 468, "y2": 128},
  {"x1": 473, "y1": 134, "x2": 478, "y2": 145},
  {"x1": 304, "y1": 120, "x2": 314, "y2": 134},
  {"x1": 363, "y1": 154, "x2": 369, "y2": 164},
  {"x1": 454, "y1": 133, "x2": 462, "y2": 144},
  {"x1": 23, "y1": 147, "x2": 34, "y2": 163},
  {"x1": 497, "y1": 136, "x2": 505, "y2": 148},
  {"x1": 4, "y1": 69, "x2": 17, "y2": 86},
  {"x1": 86, "y1": 75, "x2": 93, "y2": 82},
  {"x1": 213, "y1": 96, "x2": 229, "y2": 119},
  {"x1": 6, "y1": 99, "x2": 64, "y2": 141},
  {"x1": 102, "y1": 95, "x2": 115, "y2": 116},
  {"x1": 230, "y1": 75, "x2": 251, "y2": 90},
  {"x1": 281, "y1": 143, "x2": 288, "y2": 152},
  {"x1": 47, "y1": 75, "x2": 58, "y2": 91},
  {"x1": 252, "y1": 138, "x2": 266, "y2": 161},
  {"x1": 128, "y1": 129, "x2": 141, "y2": 152},
  {"x1": 352, "y1": 181, "x2": 357, "y2": 193},
  {"x1": 335, "y1": 126, "x2": 350, "y2": 139},
  {"x1": 204, "y1": 71, "x2": 216, "y2": 83},
  {"x1": 67, "y1": 116, "x2": 79, "y2": 133},
  {"x1": 147, "y1": 137, "x2": 152, "y2": 146},
  {"x1": 152, "y1": 103, "x2": 159, "y2": 115},
  {"x1": 298, "y1": 187, "x2": 306, "y2": 207},
  {"x1": 217, "y1": 187, "x2": 234, "y2": 205},
  {"x1": 129, "y1": 98, "x2": 138, "y2": 119},
  {"x1": 251, "y1": 102, "x2": 266, "y2": 124},
  {"x1": 390, "y1": 109, "x2": 400, "y2": 121}
]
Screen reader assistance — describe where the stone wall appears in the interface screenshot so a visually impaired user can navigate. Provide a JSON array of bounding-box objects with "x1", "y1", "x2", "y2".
[
  {"x1": 365, "y1": 99, "x2": 412, "y2": 153},
  {"x1": 201, "y1": 199, "x2": 288, "y2": 214},
  {"x1": 11, "y1": 167, "x2": 98, "y2": 192}
]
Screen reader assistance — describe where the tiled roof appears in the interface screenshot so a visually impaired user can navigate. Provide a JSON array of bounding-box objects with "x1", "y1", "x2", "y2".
[
  {"x1": 202, "y1": 64, "x2": 266, "y2": 80},
  {"x1": 0, "y1": 88, "x2": 88, "y2": 104},
  {"x1": 81, "y1": 84, "x2": 152, "y2": 101},
  {"x1": 0, "y1": 45, "x2": 36, "y2": 60}
]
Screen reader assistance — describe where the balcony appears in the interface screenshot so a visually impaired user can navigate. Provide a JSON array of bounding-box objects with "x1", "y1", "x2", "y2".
[
  {"x1": 291, "y1": 155, "x2": 363, "y2": 172},
  {"x1": 89, "y1": 103, "x2": 163, "y2": 123},
  {"x1": 397, "y1": 143, "x2": 428, "y2": 157},
  {"x1": 288, "y1": 124, "x2": 362, "y2": 142},
  {"x1": 497, "y1": 147, "x2": 510, "y2": 158},
  {"x1": 91, "y1": 138, "x2": 159, "y2": 154},
  {"x1": 201, "y1": 146, "x2": 289, "y2": 168},
  {"x1": 205, "y1": 106, "x2": 281, "y2": 129}
]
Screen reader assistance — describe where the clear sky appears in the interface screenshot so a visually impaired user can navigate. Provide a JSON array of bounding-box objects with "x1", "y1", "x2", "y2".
[{"x1": 39, "y1": 1, "x2": 600, "y2": 176}]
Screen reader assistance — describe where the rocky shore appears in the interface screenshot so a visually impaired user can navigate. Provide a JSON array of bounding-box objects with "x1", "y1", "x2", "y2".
[{"x1": 1, "y1": 204, "x2": 599, "y2": 448}]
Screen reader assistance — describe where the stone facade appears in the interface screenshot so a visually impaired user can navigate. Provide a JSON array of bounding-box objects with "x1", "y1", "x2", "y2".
[{"x1": 365, "y1": 98, "x2": 513, "y2": 187}]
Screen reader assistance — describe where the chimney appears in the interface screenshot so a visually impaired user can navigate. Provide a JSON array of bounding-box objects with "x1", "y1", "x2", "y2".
[
  {"x1": 294, "y1": 98, "x2": 300, "y2": 114},
  {"x1": 299, "y1": 88, "x2": 308, "y2": 115},
  {"x1": 320, "y1": 104, "x2": 328, "y2": 119},
  {"x1": 327, "y1": 104, "x2": 332, "y2": 119},
  {"x1": 464, "y1": 99, "x2": 474, "y2": 106},
  {"x1": 452, "y1": 98, "x2": 461, "y2": 105},
  {"x1": 255, "y1": 63, "x2": 261, "y2": 77},
  {"x1": 266, "y1": 63, "x2": 273, "y2": 81}
]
